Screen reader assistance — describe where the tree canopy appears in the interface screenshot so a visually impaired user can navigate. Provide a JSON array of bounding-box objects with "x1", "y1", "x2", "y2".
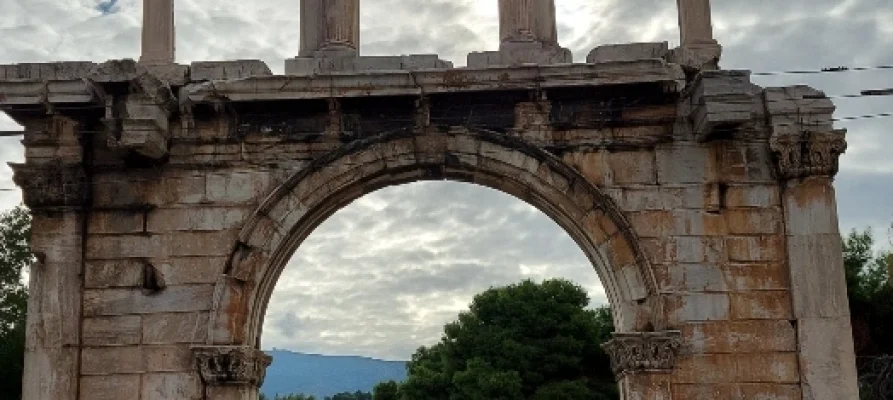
[
  {"x1": 0, "y1": 205, "x2": 31, "y2": 398},
  {"x1": 394, "y1": 278, "x2": 618, "y2": 400}
]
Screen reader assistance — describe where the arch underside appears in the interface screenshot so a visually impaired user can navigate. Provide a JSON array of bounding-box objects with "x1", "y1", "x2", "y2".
[{"x1": 210, "y1": 129, "x2": 661, "y2": 346}]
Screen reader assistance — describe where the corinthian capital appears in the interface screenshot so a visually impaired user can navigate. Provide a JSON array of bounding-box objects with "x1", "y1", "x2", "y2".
[
  {"x1": 770, "y1": 130, "x2": 847, "y2": 180},
  {"x1": 193, "y1": 346, "x2": 272, "y2": 387},
  {"x1": 601, "y1": 331, "x2": 682, "y2": 376}
]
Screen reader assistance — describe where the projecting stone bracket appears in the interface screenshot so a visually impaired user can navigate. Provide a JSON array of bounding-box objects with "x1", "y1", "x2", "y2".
[
  {"x1": 601, "y1": 331, "x2": 683, "y2": 377},
  {"x1": 193, "y1": 346, "x2": 272, "y2": 387},
  {"x1": 687, "y1": 70, "x2": 762, "y2": 141},
  {"x1": 89, "y1": 60, "x2": 177, "y2": 160}
]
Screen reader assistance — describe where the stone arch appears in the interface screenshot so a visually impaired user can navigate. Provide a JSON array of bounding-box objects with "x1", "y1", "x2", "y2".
[{"x1": 207, "y1": 129, "x2": 662, "y2": 348}]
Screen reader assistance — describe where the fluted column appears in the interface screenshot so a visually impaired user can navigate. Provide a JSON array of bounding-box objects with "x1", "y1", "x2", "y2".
[
  {"x1": 300, "y1": 0, "x2": 360, "y2": 56},
  {"x1": 499, "y1": 0, "x2": 558, "y2": 45},
  {"x1": 140, "y1": 0, "x2": 175, "y2": 64},
  {"x1": 676, "y1": 0, "x2": 716, "y2": 46}
]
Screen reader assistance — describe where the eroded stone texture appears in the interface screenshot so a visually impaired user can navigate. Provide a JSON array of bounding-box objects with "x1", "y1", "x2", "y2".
[{"x1": 2, "y1": 4, "x2": 858, "y2": 397}]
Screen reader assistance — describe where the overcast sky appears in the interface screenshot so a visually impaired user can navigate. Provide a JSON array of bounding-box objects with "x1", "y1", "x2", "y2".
[{"x1": 1, "y1": 0, "x2": 892, "y2": 361}]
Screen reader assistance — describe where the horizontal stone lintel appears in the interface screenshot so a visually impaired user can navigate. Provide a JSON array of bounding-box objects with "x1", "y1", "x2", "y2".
[{"x1": 185, "y1": 59, "x2": 686, "y2": 103}]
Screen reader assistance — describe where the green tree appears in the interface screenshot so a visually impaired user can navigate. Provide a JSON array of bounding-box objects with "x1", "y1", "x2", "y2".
[
  {"x1": 843, "y1": 229, "x2": 893, "y2": 356},
  {"x1": 0, "y1": 206, "x2": 31, "y2": 398},
  {"x1": 398, "y1": 279, "x2": 618, "y2": 400},
  {"x1": 373, "y1": 380, "x2": 401, "y2": 400}
]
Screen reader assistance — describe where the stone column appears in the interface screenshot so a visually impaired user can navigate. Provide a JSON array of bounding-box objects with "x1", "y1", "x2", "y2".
[
  {"x1": 672, "y1": 0, "x2": 721, "y2": 70},
  {"x1": 499, "y1": 0, "x2": 558, "y2": 46},
  {"x1": 13, "y1": 117, "x2": 88, "y2": 400},
  {"x1": 767, "y1": 86, "x2": 860, "y2": 399},
  {"x1": 299, "y1": 0, "x2": 360, "y2": 56},
  {"x1": 194, "y1": 346, "x2": 273, "y2": 400},
  {"x1": 140, "y1": 0, "x2": 175, "y2": 64},
  {"x1": 602, "y1": 331, "x2": 681, "y2": 400}
]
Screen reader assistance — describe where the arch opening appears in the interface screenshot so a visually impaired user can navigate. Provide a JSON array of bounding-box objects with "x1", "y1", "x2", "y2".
[{"x1": 209, "y1": 130, "x2": 660, "y2": 349}]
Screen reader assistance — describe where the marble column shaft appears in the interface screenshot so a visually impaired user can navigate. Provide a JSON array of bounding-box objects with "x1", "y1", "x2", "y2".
[
  {"x1": 676, "y1": 0, "x2": 716, "y2": 45},
  {"x1": 498, "y1": 0, "x2": 558, "y2": 45},
  {"x1": 141, "y1": 0, "x2": 175, "y2": 64},
  {"x1": 300, "y1": 0, "x2": 360, "y2": 56}
]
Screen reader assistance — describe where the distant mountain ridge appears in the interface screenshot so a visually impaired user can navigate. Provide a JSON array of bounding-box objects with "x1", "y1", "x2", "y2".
[{"x1": 261, "y1": 350, "x2": 408, "y2": 398}]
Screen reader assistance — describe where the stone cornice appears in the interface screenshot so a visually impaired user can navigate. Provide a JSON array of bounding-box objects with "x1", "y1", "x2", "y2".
[
  {"x1": 601, "y1": 331, "x2": 682, "y2": 376},
  {"x1": 770, "y1": 130, "x2": 847, "y2": 180},
  {"x1": 10, "y1": 163, "x2": 88, "y2": 209},
  {"x1": 193, "y1": 346, "x2": 272, "y2": 387}
]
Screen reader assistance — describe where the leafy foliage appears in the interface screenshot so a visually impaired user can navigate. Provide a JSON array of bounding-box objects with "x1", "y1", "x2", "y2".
[
  {"x1": 843, "y1": 229, "x2": 893, "y2": 356},
  {"x1": 397, "y1": 279, "x2": 618, "y2": 400},
  {"x1": 0, "y1": 206, "x2": 31, "y2": 398}
]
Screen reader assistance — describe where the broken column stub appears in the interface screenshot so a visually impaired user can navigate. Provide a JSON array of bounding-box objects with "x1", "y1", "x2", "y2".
[
  {"x1": 468, "y1": 0, "x2": 571, "y2": 68},
  {"x1": 288, "y1": 0, "x2": 451, "y2": 75},
  {"x1": 671, "y1": 0, "x2": 722, "y2": 71}
]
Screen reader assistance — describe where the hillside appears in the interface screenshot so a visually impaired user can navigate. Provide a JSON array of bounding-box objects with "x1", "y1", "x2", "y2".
[{"x1": 261, "y1": 350, "x2": 408, "y2": 398}]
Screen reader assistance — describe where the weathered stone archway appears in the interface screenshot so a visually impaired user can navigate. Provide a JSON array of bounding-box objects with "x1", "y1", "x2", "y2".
[{"x1": 2, "y1": 0, "x2": 861, "y2": 399}]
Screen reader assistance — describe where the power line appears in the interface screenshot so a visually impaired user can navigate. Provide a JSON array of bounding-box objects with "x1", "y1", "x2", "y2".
[{"x1": 752, "y1": 65, "x2": 893, "y2": 76}]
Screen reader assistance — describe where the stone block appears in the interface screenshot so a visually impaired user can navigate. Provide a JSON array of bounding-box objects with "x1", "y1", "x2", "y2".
[
  {"x1": 157, "y1": 257, "x2": 227, "y2": 285},
  {"x1": 675, "y1": 236, "x2": 725, "y2": 263},
  {"x1": 3, "y1": 61, "x2": 95, "y2": 80},
  {"x1": 147, "y1": 207, "x2": 249, "y2": 232},
  {"x1": 90, "y1": 210, "x2": 146, "y2": 234},
  {"x1": 682, "y1": 320, "x2": 797, "y2": 354},
  {"x1": 730, "y1": 291, "x2": 793, "y2": 320},
  {"x1": 80, "y1": 375, "x2": 140, "y2": 400},
  {"x1": 787, "y1": 234, "x2": 849, "y2": 318},
  {"x1": 607, "y1": 150, "x2": 655, "y2": 184},
  {"x1": 285, "y1": 54, "x2": 452, "y2": 75},
  {"x1": 673, "y1": 210, "x2": 727, "y2": 236},
  {"x1": 668, "y1": 293, "x2": 730, "y2": 323},
  {"x1": 783, "y1": 178, "x2": 840, "y2": 235},
  {"x1": 145, "y1": 345, "x2": 193, "y2": 372},
  {"x1": 205, "y1": 171, "x2": 271, "y2": 203},
  {"x1": 190, "y1": 60, "x2": 273, "y2": 81},
  {"x1": 627, "y1": 211, "x2": 672, "y2": 238},
  {"x1": 726, "y1": 263, "x2": 789, "y2": 291},
  {"x1": 141, "y1": 373, "x2": 202, "y2": 400},
  {"x1": 735, "y1": 353, "x2": 800, "y2": 383},
  {"x1": 81, "y1": 346, "x2": 144, "y2": 375},
  {"x1": 84, "y1": 286, "x2": 215, "y2": 316},
  {"x1": 725, "y1": 209, "x2": 782, "y2": 235},
  {"x1": 667, "y1": 263, "x2": 728, "y2": 292},
  {"x1": 656, "y1": 144, "x2": 714, "y2": 184},
  {"x1": 673, "y1": 354, "x2": 737, "y2": 383},
  {"x1": 797, "y1": 317, "x2": 860, "y2": 400},
  {"x1": 725, "y1": 185, "x2": 780, "y2": 208},
  {"x1": 586, "y1": 42, "x2": 669, "y2": 63},
  {"x1": 563, "y1": 151, "x2": 610, "y2": 186},
  {"x1": 83, "y1": 315, "x2": 142, "y2": 346},
  {"x1": 85, "y1": 259, "x2": 146, "y2": 289},
  {"x1": 164, "y1": 230, "x2": 239, "y2": 257},
  {"x1": 726, "y1": 236, "x2": 785, "y2": 262},
  {"x1": 143, "y1": 312, "x2": 209, "y2": 344}
]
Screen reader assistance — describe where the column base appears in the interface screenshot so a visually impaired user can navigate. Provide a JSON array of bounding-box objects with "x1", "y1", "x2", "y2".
[
  {"x1": 667, "y1": 40, "x2": 723, "y2": 72},
  {"x1": 467, "y1": 41, "x2": 573, "y2": 68},
  {"x1": 285, "y1": 52, "x2": 453, "y2": 76}
]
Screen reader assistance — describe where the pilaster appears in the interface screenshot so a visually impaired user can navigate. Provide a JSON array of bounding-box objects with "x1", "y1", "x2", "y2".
[
  {"x1": 602, "y1": 331, "x2": 682, "y2": 400},
  {"x1": 140, "y1": 0, "x2": 175, "y2": 64},
  {"x1": 193, "y1": 346, "x2": 272, "y2": 400}
]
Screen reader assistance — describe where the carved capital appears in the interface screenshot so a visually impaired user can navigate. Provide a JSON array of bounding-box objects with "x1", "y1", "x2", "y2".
[
  {"x1": 10, "y1": 163, "x2": 88, "y2": 209},
  {"x1": 770, "y1": 130, "x2": 847, "y2": 180},
  {"x1": 601, "y1": 331, "x2": 682, "y2": 376},
  {"x1": 193, "y1": 346, "x2": 272, "y2": 387}
]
